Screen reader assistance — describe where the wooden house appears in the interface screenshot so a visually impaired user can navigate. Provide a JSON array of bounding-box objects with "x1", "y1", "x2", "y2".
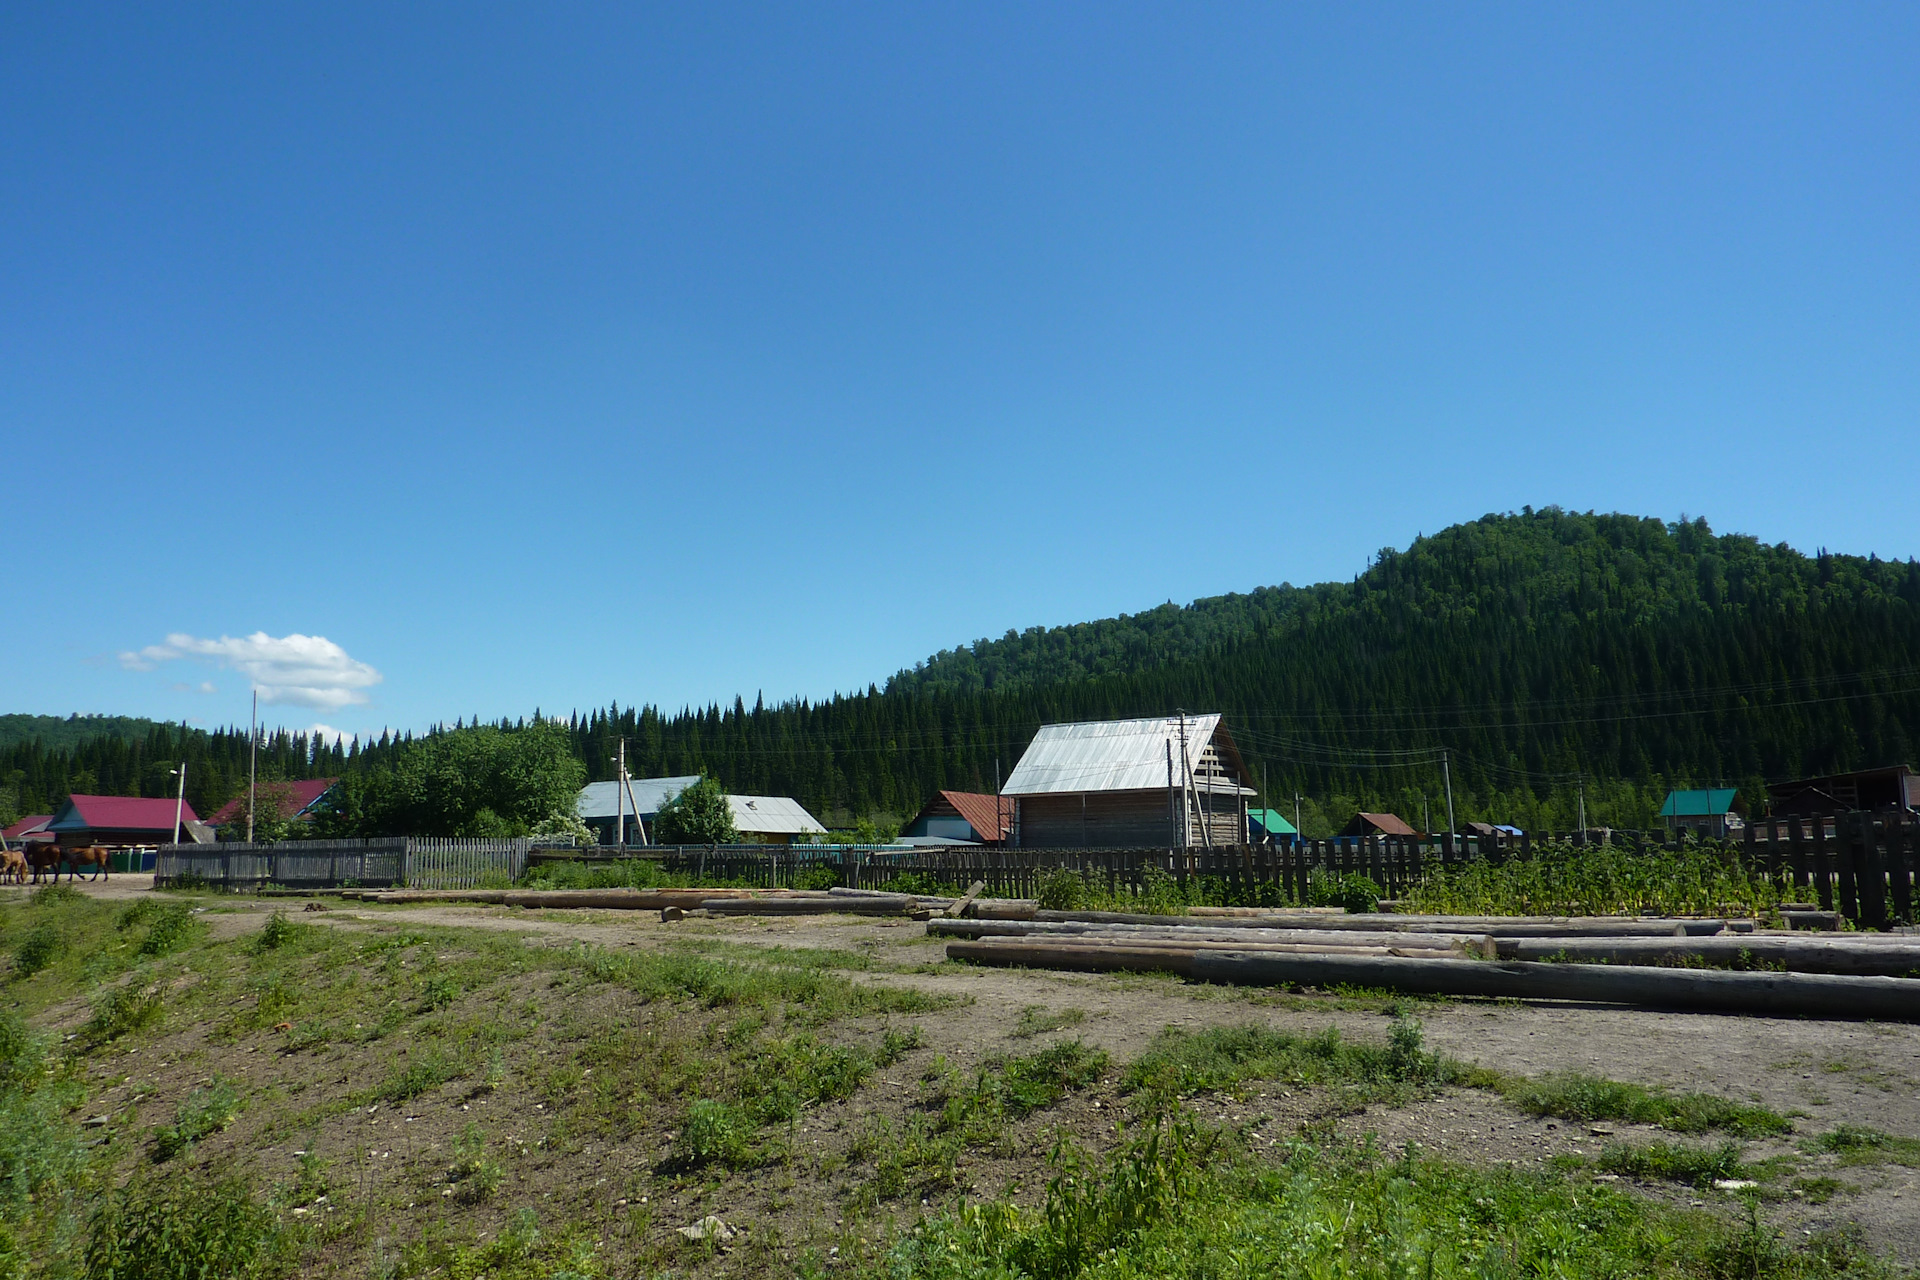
[
  {"x1": 1001, "y1": 714, "x2": 1254, "y2": 848},
  {"x1": 1339, "y1": 812, "x2": 1418, "y2": 839},
  {"x1": 903, "y1": 791, "x2": 1011, "y2": 845}
]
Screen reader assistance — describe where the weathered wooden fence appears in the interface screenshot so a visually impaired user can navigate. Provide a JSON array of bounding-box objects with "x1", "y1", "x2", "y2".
[{"x1": 154, "y1": 838, "x2": 529, "y2": 891}]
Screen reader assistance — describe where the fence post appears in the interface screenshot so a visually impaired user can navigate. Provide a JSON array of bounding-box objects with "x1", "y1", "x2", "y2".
[{"x1": 1858, "y1": 813, "x2": 1888, "y2": 929}]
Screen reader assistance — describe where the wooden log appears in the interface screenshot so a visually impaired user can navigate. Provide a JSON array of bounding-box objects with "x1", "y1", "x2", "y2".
[
  {"x1": 700, "y1": 896, "x2": 921, "y2": 916},
  {"x1": 1499, "y1": 935, "x2": 1920, "y2": 977},
  {"x1": 1030, "y1": 908, "x2": 1748, "y2": 937},
  {"x1": 926, "y1": 918, "x2": 1492, "y2": 956},
  {"x1": 1185, "y1": 952, "x2": 1920, "y2": 1021},
  {"x1": 948, "y1": 940, "x2": 1199, "y2": 976}
]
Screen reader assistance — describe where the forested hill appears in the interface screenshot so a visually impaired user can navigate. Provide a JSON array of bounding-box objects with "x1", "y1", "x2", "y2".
[
  {"x1": 9, "y1": 510, "x2": 1920, "y2": 836},
  {"x1": 0, "y1": 714, "x2": 169, "y2": 752},
  {"x1": 570, "y1": 509, "x2": 1920, "y2": 831}
]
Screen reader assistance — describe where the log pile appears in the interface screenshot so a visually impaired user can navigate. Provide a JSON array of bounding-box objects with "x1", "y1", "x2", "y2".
[{"x1": 937, "y1": 908, "x2": 1920, "y2": 1021}]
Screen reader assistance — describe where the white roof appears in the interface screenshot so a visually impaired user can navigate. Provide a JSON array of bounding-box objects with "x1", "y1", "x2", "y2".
[
  {"x1": 727, "y1": 794, "x2": 827, "y2": 835},
  {"x1": 1002, "y1": 714, "x2": 1248, "y2": 796},
  {"x1": 576, "y1": 776, "x2": 702, "y2": 820}
]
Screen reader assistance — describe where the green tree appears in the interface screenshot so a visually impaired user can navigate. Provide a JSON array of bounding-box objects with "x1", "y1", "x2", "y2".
[
  {"x1": 311, "y1": 723, "x2": 584, "y2": 838},
  {"x1": 651, "y1": 777, "x2": 738, "y2": 845}
]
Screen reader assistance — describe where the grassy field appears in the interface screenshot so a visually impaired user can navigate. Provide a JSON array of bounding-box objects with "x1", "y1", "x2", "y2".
[{"x1": 0, "y1": 884, "x2": 1908, "y2": 1279}]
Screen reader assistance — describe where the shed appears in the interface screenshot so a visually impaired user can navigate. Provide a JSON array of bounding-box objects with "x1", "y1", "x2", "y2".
[
  {"x1": 1000, "y1": 714, "x2": 1254, "y2": 848},
  {"x1": 903, "y1": 791, "x2": 1011, "y2": 846},
  {"x1": 575, "y1": 776, "x2": 701, "y2": 844},
  {"x1": 726, "y1": 795, "x2": 828, "y2": 845},
  {"x1": 207, "y1": 778, "x2": 340, "y2": 832},
  {"x1": 1659, "y1": 788, "x2": 1741, "y2": 837},
  {"x1": 48, "y1": 795, "x2": 202, "y2": 847},
  {"x1": 1247, "y1": 808, "x2": 1298, "y2": 844},
  {"x1": 1765, "y1": 766, "x2": 1918, "y2": 818},
  {"x1": 1339, "y1": 812, "x2": 1418, "y2": 839}
]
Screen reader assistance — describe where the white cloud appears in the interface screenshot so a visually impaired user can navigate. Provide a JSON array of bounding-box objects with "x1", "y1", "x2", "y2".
[
  {"x1": 120, "y1": 632, "x2": 383, "y2": 711},
  {"x1": 169, "y1": 681, "x2": 218, "y2": 694}
]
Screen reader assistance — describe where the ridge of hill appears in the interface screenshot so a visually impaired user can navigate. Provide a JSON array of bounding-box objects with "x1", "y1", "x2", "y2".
[{"x1": 0, "y1": 713, "x2": 171, "y2": 753}]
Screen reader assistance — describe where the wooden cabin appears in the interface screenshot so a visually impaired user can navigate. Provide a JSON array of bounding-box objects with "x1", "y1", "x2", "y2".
[{"x1": 1001, "y1": 714, "x2": 1254, "y2": 848}]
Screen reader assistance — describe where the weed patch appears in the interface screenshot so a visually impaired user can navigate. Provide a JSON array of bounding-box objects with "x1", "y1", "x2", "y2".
[
  {"x1": 152, "y1": 1078, "x2": 242, "y2": 1162},
  {"x1": 1804, "y1": 1125, "x2": 1920, "y2": 1167},
  {"x1": 1123, "y1": 1018, "x2": 1464, "y2": 1112},
  {"x1": 10, "y1": 922, "x2": 62, "y2": 979},
  {"x1": 1498, "y1": 1072, "x2": 1791, "y2": 1137},
  {"x1": 1010, "y1": 1005, "x2": 1087, "y2": 1039},
  {"x1": 1572, "y1": 1139, "x2": 1749, "y2": 1186},
  {"x1": 84, "y1": 984, "x2": 164, "y2": 1043}
]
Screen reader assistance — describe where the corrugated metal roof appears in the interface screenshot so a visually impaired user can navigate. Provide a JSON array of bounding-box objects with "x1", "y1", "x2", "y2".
[
  {"x1": 1249, "y1": 808, "x2": 1298, "y2": 836},
  {"x1": 1, "y1": 816, "x2": 52, "y2": 840},
  {"x1": 208, "y1": 778, "x2": 338, "y2": 827},
  {"x1": 1002, "y1": 715, "x2": 1249, "y2": 796},
  {"x1": 941, "y1": 791, "x2": 1012, "y2": 841},
  {"x1": 727, "y1": 795, "x2": 827, "y2": 835},
  {"x1": 50, "y1": 795, "x2": 200, "y2": 832},
  {"x1": 1660, "y1": 788, "x2": 1739, "y2": 817},
  {"x1": 575, "y1": 777, "x2": 702, "y2": 820}
]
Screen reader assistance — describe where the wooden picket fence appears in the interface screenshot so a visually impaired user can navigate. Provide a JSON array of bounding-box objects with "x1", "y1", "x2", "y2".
[{"x1": 154, "y1": 838, "x2": 529, "y2": 891}]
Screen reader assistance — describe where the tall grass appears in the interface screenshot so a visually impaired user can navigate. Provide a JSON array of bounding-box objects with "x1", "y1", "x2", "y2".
[
  {"x1": 1402, "y1": 842, "x2": 1781, "y2": 918},
  {"x1": 879, "y1": 1120, "x2": 1895, "y2": 1280}
]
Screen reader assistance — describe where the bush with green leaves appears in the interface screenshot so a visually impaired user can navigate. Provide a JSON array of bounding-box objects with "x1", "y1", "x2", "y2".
[
  {"x1": 82, "y1": 1175, "x2": 283, "y2": 1280},
  {"x1": 152, "y1": 1078, "x2": 241, "y2": 1162},
  {"x1": 1305, "y1": 869, "x2": 1382, "y2": 913},
  {"x1": 85, "y1": 984, "x2": 164, "y2": 1043},
  {"x1": 9, "y1": 922, "x2": 62, "y2": 979},
  {"x1": 252, "y1": 910, "x2": 299, "y2": 953},
  {"x1": 677, "y1": 1098, "x2": 754, "y2": 1168},
  {"x1": 651, "y1": 777, "x2": 738, "y2": 845}
]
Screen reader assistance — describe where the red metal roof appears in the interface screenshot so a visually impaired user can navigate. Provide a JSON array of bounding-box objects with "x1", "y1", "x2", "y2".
[
  {"x1": 2, "y1": 815, "x2": 52, "y2": 840},
  {"x1": 52, "y1": 795, "x2": 200, "y2": 833},
  {"x1": 941, "y1": 790, "x2": 1012, "y2": 842},
  {"x1": 207, "y1": 778, "x2": 338, "y2": 827}
]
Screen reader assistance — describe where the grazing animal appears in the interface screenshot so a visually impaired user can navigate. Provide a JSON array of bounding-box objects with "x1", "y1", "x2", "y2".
[
  {"x1": 0, "y1": 848, "x2": 26, "y2": 885},
  {"x1": 26, "y1": 845, "x2": 63, "y2": 885},
  {"x1": 59, "y1": 846, "x2": 112, "y2": 883}
]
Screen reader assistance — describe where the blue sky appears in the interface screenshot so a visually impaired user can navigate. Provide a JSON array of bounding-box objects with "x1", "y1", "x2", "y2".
[{"x1": 5, "y1": 3, "x2": 1917, "y2": 743}]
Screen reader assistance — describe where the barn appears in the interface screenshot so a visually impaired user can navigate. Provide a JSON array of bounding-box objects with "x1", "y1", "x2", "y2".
[{"x1": 1001, "y1": 714, "x2": 1254, "y2": 848}]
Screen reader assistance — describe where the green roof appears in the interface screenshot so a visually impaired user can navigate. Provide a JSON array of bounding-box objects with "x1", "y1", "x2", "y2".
[
  {"x1": 1659, "y1": 788, "x2": 1739, "y2": 817},
  {"x1": 1249, "y1": 808, "x2": 1298, "y2": 836}
]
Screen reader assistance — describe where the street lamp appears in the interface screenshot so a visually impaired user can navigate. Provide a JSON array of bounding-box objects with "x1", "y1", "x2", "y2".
[{"x1": 169, "y1": 761, "x2": 187, "y2": 846}]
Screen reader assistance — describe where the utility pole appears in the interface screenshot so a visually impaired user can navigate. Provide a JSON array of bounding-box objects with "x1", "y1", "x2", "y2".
[
  {"x1": 171, "y1": 760, "x2": 188, "y2": 846},
  {"x1": 1176, "y1": 713, "x2": 1190, "y2": 848},
  {"x1": 1577, "y1": 774, "x2": 1588, "y2": 843},
  {"x1": 246, "y1": 690, "x2": 258, "y2": 844},
  {"x1": 1294, "y1": 791, "x2": 1301, "y2": 843},
  {"x1": 614, "y1": 739, "x2": 627, "y2": 847},
  {"x1": 1441, "y1": 749, "x2": 1455, "y2": 836},
  {"x1": 995, "y1": 757, "x2": 1004, "y2": 849}
]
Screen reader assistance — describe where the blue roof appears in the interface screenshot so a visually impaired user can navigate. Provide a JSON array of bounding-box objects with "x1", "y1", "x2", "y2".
[{"x1": 1659, "y1": 788, "x2": 1739, "y2": 817}]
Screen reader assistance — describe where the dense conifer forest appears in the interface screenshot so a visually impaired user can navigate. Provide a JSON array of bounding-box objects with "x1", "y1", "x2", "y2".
[{"x1": 7, "y1": 510, "x2": 1920, "y2": 835}]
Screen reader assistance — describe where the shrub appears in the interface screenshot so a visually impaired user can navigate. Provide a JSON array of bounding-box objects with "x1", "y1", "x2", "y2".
[
  {"x1": 252, "y1": 911, "x2": 299, "y2": 953},
  {"x1": 82, "y1": 1175, "x2": 281, "y2": 1280},
  {"x1": 1306, "y1": 869, "x2": 1381, "y2": 913},
  {"x1": 9, "y1": 923, "x2": 62, "y2": 979},
  {"x1": 136, "y1": 903, "x2": 198, "y2": 957},
  {"x1": 793, "y1": 865, "x2": 839, "y2": 891},
  {"x1": 652, "y1": 777, "x2": 738, "y2": 845},
  {"x1": 152, "y1": 1079, "x2": 241, "y2": 1162},
  {"x1": 447, "y1": 1124, "x2": 503, "y2": 1203},
  {"x1": 0, "y1": 1011, "x2": 43, "y2": 1092},
  {"x1": 677, "y1": 1098, "x2": 753, "y2": 1168},
  {"x1": 31, "y1": 884, "x2": 84, "y2": 908},
  {"x1": 85, "y1": 985, "x2": 164, "y2": 1043},
  {"x1": 1037, "y1": 869, "x2": 1088, "y2": 912}
]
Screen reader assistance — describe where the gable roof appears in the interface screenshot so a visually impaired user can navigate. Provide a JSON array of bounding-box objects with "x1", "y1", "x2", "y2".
[
  {"x1": 576, "y1": 777, "x2": 702, "y2": 821},
  {"x1": 906, "y1": 790, "x2": 1011, "y2": 842},
  {"x1": 726, "y1": 795, "x2": 827, "y2": 836},
  {"x1": 1660, "y1": 788, "x2": 1739, "y2": 817},
  {"x1": 1248, "y1": 808, "x2": 1298, "y2": 836},
  {"x1": 2, "y1": 816, "x2": 52, "y2": 840},
  {"x1": 50, "y1": 794, "x2": 200, "y2": 833},
  {"x1": 1344, "y1": 812, "x2": 1417, "y2": 837},
  {"x1": 207, "y1": 778, "x2": 339, "y2": 827},
  {"x1": 1001, "y1": 715, "x2": 1252, "y2": 796}
]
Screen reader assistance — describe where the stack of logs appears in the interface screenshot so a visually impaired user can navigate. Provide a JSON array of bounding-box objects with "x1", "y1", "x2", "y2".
[{"x1": 937, "y1": 906, "x2": 1920, "y2": 1021}]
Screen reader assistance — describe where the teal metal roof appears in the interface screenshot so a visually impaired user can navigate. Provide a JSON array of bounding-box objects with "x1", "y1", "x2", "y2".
[
  {"x1": 1659, "y1": 788, "x2": 1739, "y2": 817},
  {"x1": 1249, "y1": 808, "x2": 1299, "y2": 836}
]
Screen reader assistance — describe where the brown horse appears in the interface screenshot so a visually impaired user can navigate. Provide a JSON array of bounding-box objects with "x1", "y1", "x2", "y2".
[
  {"x1": 0, "y1": 848, "x2": 26, "y2": 885},
  {"x1": 59, "y1": 846, "x2": 112, "y2": 883},
  {"x1": 26, "y1": 845, "x2": 62, "y2": 885}
]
